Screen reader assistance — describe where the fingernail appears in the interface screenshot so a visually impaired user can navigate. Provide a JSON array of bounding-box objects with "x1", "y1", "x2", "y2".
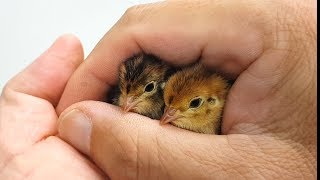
[{"x1": 58, "y1": 109, "x2": 91, "y2": 155}]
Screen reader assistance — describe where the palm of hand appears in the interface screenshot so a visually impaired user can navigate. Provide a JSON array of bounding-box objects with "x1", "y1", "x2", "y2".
[{"x1": 0, "y1": 36, "x2": 104, "y2": 179}]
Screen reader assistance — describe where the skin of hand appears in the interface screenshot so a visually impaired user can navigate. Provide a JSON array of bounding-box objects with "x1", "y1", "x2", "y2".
[
  {"x1": 108, "y1": 53, "x2": 176, "y2": 119},
  {"x1": 55, "y1": 0, "x2": 316, "y2": 179},
  {"x1": 160, "y1": 63, "x2": 230, "y2": 134},
  {"x1": 0, "y1": 35, "x2": 105, "y2": 179}
]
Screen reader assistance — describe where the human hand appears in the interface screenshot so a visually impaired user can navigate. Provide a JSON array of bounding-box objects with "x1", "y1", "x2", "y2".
[
  {"x1": 0, "y1": 35, "x2": 105, "y2": 179},
  {"x1": 57, "y1": 0, "x2": 316, "y2": 179}
]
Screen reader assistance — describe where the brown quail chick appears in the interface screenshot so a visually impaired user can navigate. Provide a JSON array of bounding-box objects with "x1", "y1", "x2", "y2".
[
  {"x1": 160, "y1": 63, "x2": 230, "y2": 134},
  {"x1": 108, "y1": 53, "x2": 177, "y2": 119}
]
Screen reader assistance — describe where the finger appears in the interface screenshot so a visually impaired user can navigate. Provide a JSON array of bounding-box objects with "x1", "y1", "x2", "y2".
[
  {"x1": 58, "y1": 101, "x2": 230, "y2": 179},
  {"x1": 56, "y1": 0, "x2": 267, "y2": 114},
  {"x1": 4, "y1": 34, "x2": 84, "y2": 106},
  {"x1": 58, "y1": 101, "x2": 313, "y2": 179},
  {"x1": 0, "y1": 34, "x2": 83, "y2": 156}
]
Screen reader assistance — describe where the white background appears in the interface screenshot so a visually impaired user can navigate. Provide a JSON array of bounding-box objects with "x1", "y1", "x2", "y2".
[{"x1": 0, "y1": 0, "x2": 159, "y2": 92}]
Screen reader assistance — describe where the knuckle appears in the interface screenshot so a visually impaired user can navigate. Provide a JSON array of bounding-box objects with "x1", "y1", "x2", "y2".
[
  {"x1": 124, "y1": 4, "x2": 144, "y2": 16},
  {"x1": 1, "y1": 83, "x2": 15, "y2": 102},
  {"x1": 111, "y1": 130, "x2": 139, "y2": 178},
  {"x1": 121, "y1": 4, "x2": 153, "y2": 26}
]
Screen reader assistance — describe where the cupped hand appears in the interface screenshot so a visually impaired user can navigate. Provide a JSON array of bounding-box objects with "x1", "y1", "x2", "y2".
[
  {"x1": 57, "y1": 0, "x2": 316, "y2": 179},
  {"x1": 0, "y1": 35, "x2": 105, "y2": 179}
]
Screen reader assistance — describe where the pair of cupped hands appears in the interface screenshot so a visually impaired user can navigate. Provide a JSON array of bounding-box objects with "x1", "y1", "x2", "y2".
[{"x1": 0, "y1": 0, "x2": 316, "y2": 179}]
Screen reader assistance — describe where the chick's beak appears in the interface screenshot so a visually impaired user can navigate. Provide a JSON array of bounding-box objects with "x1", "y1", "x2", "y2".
[
  {"x1": 122, "y1": 96, "x2": 138, "y2": 112},
  {"x1": 160, "y1": 107, "x2": 178, "y2": 125}
]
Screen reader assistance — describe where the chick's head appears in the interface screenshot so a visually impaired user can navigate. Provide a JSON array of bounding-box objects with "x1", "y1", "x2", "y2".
[
  {"x1": 161, "y1": 64, "x2": 229, "y2": 134},
  {"x1": 118, "y1": 54, "x2": 175, "y2": 119}
]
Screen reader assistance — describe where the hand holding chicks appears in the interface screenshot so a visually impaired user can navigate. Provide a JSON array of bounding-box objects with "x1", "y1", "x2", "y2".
[
  {"x1": 110, "y1": 54, "x2": 230, "y2": 134},
  {"x1": 56, "y1": 0, "x2": 315, "y2": 179}
]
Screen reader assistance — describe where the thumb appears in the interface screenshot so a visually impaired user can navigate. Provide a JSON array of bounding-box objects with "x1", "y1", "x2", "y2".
[{"x1": 57, "y1": 101, "x2": 239, "y2": 179}]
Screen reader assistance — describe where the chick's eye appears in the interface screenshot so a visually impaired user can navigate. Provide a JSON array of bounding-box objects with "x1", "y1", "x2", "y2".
[
  {"x1": 189, "y1": 98, "x2": 203, "y2": 109},
  {"x1": 144, "y1": 81, "x2": 155, "y2": 92}
]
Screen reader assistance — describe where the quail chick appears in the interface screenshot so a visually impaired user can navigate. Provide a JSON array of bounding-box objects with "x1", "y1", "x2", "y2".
[
  {"x1": 109, "y1": 53, "x2": 176, "y2": 119},
  {"x1": 160, "y1": 63, "x2": 230, "y2": 134}
]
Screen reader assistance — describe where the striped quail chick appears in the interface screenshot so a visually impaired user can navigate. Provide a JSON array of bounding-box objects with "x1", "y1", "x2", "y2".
[{"x1": 109, "y1": 53, "x2": 176, "y2": 119}]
